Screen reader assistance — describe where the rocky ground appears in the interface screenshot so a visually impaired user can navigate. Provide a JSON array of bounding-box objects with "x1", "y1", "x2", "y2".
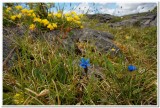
[
  {"x1": 3, "y1": 10, "x2": 157, "y2": 68},
  {"x1": 109, "y1": 13, "x2": 157, "y2": 28},
  {"x1": 3, "y1": 27, "x2": 118, "y2": 65},
  {"x1": 87, "y1": 10, "x2": 157, "y2": 28}
]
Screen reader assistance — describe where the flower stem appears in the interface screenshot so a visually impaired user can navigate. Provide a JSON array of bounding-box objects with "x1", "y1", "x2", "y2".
[{"x1": 84, "y1": 67, "x2": 88, "y2": 78}]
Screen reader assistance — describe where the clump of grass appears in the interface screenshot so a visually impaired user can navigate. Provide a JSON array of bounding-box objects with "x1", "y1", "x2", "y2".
[{"x1": 3, "y1": 25, "x2": 157, "y2": 105}]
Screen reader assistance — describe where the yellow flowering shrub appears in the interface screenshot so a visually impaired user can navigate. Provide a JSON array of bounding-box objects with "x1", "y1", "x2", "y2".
[
  {"x1": 27, "y1": 13, "x2": 31, "y2": 17},
  {"x1": 74, "y1": 20, "x2": 81, "y2": 25},
  {"x1": 32, "y1": 13, "x2": 36, "y2": 18},
  {"x1": 28, "y1": 10, "x2": 34, "y2": 13},
  {"x1": 52, "y1": 23, "x2": 57, "y2": 28},
  {"x1": 16, "y1": 14, "x2": 22, "y2": 19},
  {"x1": 64, "y1": 11, "x2": 84, "y2": 28},
  {"x1": 47, "y1": 24, "x2": 54, "y2": 30},
  {"x1": 47, "y1": 23, "x2": 57, "y2": 30},
  {"x1": 10, "y1": 15, "x2": 16, "y2": 20},
  {"x1": 66, "y1": 17, "x2": 73, "y2": 22},
  {"x1": 34, "y1": 18, "x2": 42, "y2": 22},
  {"x1": 74, "y1": 15, "x2": 80, "y2": 20},
  {"x1": 29, "y1": 24, "x2": 36, "y2": 30},
  {"x1": 21, "y1": 9, "x2": 29, "y2": 14},
  {"x1": 71, "y1": 11, "x2": 76, "y2": 15},
  {"x1": 4, "y1": 4, "x2": 84, "y2": 32},
  {"x1": 6, "y1": 7, "x2": 11, "y2": 12},
  {"x1": 55, "y1": 13, "x2": 62, "y2": 18},
  {"x1": 64, "y1": 13, "x2": 70, "y2": 17},
  {"x1": 41, "y1": 19, "x2": 49, "y2": 26},
  {"x1": 15, "y1": 5, "x2": 23, "y2": 10}
]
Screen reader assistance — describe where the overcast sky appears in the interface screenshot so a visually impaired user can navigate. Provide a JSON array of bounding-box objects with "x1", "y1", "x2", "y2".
[{"x1": 52, "y1": 3, "x2": 157, "y2": 16}]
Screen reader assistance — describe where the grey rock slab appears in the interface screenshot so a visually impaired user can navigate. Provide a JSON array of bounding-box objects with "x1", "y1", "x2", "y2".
[
  {"x1": 87, "y1": 12, "x2": 157, "y2": 28},
  {"x1": 3, "y1": 27, "x2": 120, "y2": 69},
  {"x1": 63, "y1": 28, "x2": 119, "y2": 53},
  {"x1": 86, "y1": 14, "x2": 115, "y2": 23}
]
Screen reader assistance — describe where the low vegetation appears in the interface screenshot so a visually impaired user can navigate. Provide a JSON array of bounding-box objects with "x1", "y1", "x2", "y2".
[{"x1": 3, "y1": 3, "x2": 157, "y2": 105}]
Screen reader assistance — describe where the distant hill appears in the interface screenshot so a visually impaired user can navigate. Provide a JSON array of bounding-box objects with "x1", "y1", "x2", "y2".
[{"x1": 86, "y1": 6, "x2": 157, "y2": 28}]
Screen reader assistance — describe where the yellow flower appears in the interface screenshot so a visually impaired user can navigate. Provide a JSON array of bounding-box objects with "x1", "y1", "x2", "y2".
[
  {"x1": 47, "y1": 24, "x2": 54, "y2": 30},
  {"x1": 41, "y1": 19, "x2": 49, "y2": 26},
  {"x1": 66, "y1": 17, "x2": 73, "y2": 22},
  {"x1": 29, "y1": 24, "x2": 36, "y2": 30},
  {"x1": 73, "y1": 19, "x2": 77, "y2": 23},
  {"x1": 33, "y1": 18, "x2": 41, "y2": 22},
  {"x1": 15, "y1": 5, "x2": 22, "y2": 10},
  {"x1": 48, "y1": 13, "x2": 52, "y2": 17},
  {"x1": 71, "y1": 11, "x2": 76, "y2": 15},
  {"x1": 10, "y1": 15, "x2": 16, "y2": 20},
  {"x1": 27, "y1": 13, "x2": 31, "y2": 16},
  {"x1": 75, "y1": 21, "x2": 81, "y2": 25},
  {"x1": 80, "y1": 25, "x2": 83, "y2": 29},
  {"x1": 65, "y1": 13, "x2": 70, "y2": 17},
  {"x1": 16, "y1": 14, "x2": 22, "y2": 18},
  {"x1": 13, "y1": 92, "x2": 24, "y2": 105},
  {"x1": 55, "y1": 13, "x2": 62, "y2": 18},
  {"x1": 52, "y1": 23, "x2": 57, "y2": 28},
  {"x1": 74, "y1": 15, "x2": 80, "y2": 20},
  {"x1": 32, "y1": 13, "x2": 36, "y2": 17},
  {"x1": 21, "y1": 9, "x2": 28, "y2": 14},
  {"x1": 6, "y1": 7, "x2": 11, "y2": 12},
  {"x1": 28, "y1": 10, "x2": 34, "y2": 13},
  {"x1": 111, "y1": 48, "x2": 116, "y2": 51},
  {"x1": 47, "y1": 23, "x2": 57, "y2": 30}
]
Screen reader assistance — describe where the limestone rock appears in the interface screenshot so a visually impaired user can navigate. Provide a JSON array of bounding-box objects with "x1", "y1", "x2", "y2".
[
  {"x1": 3, "y1": 27, "x2": 120, "y2": 68},
  {"x1": 86, "y1": 12, "x2": 157, "y2": 28},
  {"x1": 61, "y1": 28, "x2": 119, "y2": 54},
  {"x1": 86, "y1": 14, "x2": 115, "y2": 23}
]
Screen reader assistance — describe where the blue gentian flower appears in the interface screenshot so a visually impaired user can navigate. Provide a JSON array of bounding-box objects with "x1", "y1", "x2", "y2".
[
  {"x1": 80, "y1": 58, "x2": 90, "y2": 69},
  {"x1": 128, "y1": 65, "x2": 137, "y2": 71}
]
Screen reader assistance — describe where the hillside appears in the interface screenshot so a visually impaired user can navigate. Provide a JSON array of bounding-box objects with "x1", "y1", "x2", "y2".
[
  {"x1": 3, "y1": 4, "x2": 157, "y2": 105},
  {"x1": 86, "y1": 6, "x2": 157, "y2": 28}
]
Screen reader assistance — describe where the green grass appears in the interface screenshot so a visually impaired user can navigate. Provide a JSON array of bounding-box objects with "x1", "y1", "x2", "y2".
[{"x1": 3, "y1": 15, "x2": 157, "y2": 105}]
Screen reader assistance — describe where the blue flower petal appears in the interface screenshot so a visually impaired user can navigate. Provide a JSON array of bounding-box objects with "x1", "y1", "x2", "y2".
[
  {"x1": 79, "y1": 58, "x2": 90, "y2": 69},
  {"x1": 80, "y1": 63, "x2": 83, "y2": 67},
  {"x1": 86, "y1": 59, "x2": 90, "y2": 63},
  {"x1": 128, "y1": 65, "x2": 137, "y2": 71},
  {"x1": 81, "y1": 58, "x2": 85, "y2": 63},
  {"x1": 83, "y1": 66, "x2": 87, "y2": 68},
  {"x1": 80, "y1": 64, "x2": 86, "y2": 68},
  {"x1": 87, "y1": 64, "x2": 90, "y2": 67}
]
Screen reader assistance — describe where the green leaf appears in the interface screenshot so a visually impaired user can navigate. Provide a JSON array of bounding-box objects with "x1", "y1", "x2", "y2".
[
  {"x1": 34, "y1": 68, "x2": 45, "y2": 82},
  {"x1": 104, "y1": 56, "x2": 115, "y2": 73},
  {"x1": 56, "y1": 62, "x2": 67, "y2": 84}
]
